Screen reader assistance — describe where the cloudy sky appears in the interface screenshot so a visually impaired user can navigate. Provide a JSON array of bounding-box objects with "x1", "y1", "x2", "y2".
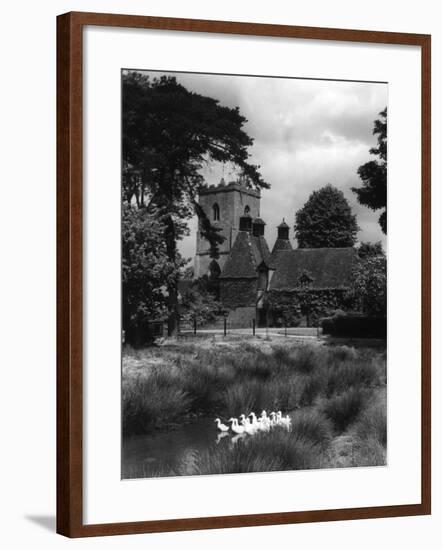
[{"x1": 138, "y1": 70, "x2": 387, "y2": 261}]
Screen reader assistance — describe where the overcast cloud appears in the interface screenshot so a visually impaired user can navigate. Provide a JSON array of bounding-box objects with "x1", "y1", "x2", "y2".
[{"x1": 137, "y1": 70, "x2": 387, "y2": 261}]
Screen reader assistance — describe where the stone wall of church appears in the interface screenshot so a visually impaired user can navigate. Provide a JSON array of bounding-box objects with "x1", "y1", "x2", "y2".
[
  {"x1": 227, "y1": 306, "x2": 256, "y2": 328},
  {"x1": 220, "y1": 278, "x2": 257, "y2": 309}
]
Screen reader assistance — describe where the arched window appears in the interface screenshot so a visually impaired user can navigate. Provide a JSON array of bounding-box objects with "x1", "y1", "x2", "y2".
[
  {"x1": 212, "y1": 203, "x2": 220, "y2": 221},
  {"x1": 244, "y1": 205, "x2": 250, "y2": 215}
]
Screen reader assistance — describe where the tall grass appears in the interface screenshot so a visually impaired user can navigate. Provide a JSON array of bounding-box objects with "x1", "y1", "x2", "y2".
[
  {"x1": 352, "y1": 397, "x2": 387, "y2": 447},
  {"x1": 192, "y1": 426, "x2": 325, "y2": 475},
  {"x1": 291, "y1": 409, "x2": 333, "y2": 448},
  {"x1": 122, "y1": 341, "x2": 386, "y2": 440},
  {"x1": 320, "y1": 387, "x2": 367, "y2": 433},
  {"x1": 122, "y1": 373, "x2": 192, "y2": 435},
  {"x1": 325, "y1": 359, "x2": 380, "y2": 397}
]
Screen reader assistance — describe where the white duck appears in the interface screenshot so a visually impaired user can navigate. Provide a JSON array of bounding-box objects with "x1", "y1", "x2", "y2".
[
  {"x1": 214, "y1": 418, "x2": 229, "y2": 432},
  {"x1": 259, "y1": 410, "x2": 271, "y2": 430},
  {"x1": 276, "y1": 411, "x2": 291, "y2": 429},
  {"x1": 240, "y1": 416, "x2": 258, "y2": 435},
  {"x1": 283, "y1": 415, "x2": 292, "y2": 429},
  {"x1": 229, "y1": 418, "x2": 245, "y2": 435},
  {"x1": 248, "y1": 412, "x2": 261, "y2": 429},
  {"x1": 239, "y1": 414, "x2": 247, "y2": 425},
  {"x1": 269, "y1": 411, "x2": 277, "y2": 426},
  {"x1": 248, "y1": 412, "x2": 266, "y2": 432}
]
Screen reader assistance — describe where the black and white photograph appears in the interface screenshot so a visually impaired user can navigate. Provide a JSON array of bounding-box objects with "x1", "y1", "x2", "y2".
[{"x1": 121, "y1": 69, "x2": 388, "y2": 479}]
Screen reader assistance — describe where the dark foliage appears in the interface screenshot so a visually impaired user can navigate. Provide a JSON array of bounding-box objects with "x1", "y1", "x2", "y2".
[
  {"x1": 351, "y1": 255, "x2": 387, "y2": 316},
  {"x1": 179, "y1": 276, "x2": 224, "y2": 325},
  {"x1": 122, "y1": 205, "x2": 179, "y2": 345},
  {"x1": 352, "y1": 108, "x2": 387, "y2": 234},
  {"x1": 357, "y1": 241, "x2": 385, "y2": 259},
  {"x1": 321, "y1": 312, "x2": 387, "y2": 338},
  {"x1": 267, "y1": 288, "x2": 355, "y2": 328},
  {"x1": 294, "y1": 184, "x2": 359, "y2": 248}
]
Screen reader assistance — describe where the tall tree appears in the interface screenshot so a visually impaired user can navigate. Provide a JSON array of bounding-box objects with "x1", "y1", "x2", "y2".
[
  {"x1": 294, "y1": 184, "x2": 359, "y2": 248},
  {"x1": 123, "y1": 72, "x2": 268, "y2": 335},
  {"x1": 352, "y1": 108, "x2": 387, "y2": 234},
  {"x1": 122, "y1": 205, "x2": 182, "y2": 345}
]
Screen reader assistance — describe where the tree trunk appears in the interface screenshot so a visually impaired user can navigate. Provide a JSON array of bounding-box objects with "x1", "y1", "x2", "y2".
[{"x1": 164, "y1": 214, "x2": 179, "y2": 336}]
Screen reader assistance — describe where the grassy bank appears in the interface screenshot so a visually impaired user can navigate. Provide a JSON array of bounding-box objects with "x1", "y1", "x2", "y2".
[{"x1": 122, "y1": 338, "x2": 386, "y2": 474}]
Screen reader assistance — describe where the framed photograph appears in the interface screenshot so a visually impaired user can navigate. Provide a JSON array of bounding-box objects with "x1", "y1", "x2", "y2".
[{"x1": 57, "y1": 11, "x2": 431, "y2": 537}]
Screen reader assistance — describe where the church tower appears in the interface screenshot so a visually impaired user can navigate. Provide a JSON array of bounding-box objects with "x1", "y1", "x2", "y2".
[{"x1": 194, "y1": 179, "x2": 261, "y2": 279}]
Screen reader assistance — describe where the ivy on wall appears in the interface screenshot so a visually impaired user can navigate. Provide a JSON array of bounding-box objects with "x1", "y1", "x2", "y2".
[{"x1": 266, "y1": 288, "x2": 356, "y2": 327}]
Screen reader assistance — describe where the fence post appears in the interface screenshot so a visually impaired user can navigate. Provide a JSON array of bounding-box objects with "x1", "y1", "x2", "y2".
[
  {"x1": 285, "y1": 324, "x2": 287, "y2": 337},
  {"x1": 252, "y1": 318, "x2": 256, "y2": 336},
  {"x1": 193, "y1": 317, "x2": 197, "y2": 335},
  {"x1": 224, "y1": 316, "x2": 227, "y2": 337}
]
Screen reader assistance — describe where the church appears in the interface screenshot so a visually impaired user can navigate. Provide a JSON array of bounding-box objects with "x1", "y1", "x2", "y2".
[{"x1": 194, "y1": 179, "x2": 357, "y2": 328}]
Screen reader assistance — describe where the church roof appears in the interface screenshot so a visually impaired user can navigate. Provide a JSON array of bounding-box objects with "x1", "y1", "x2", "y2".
[
  {"x1": 220, "y1": 231, "x2": 274, "y2": 279},
  {"x1": 271, "y1": 238, "x2": 293, "y2": 255},
  {"x1": 269, "y1": 247, "x2": 357, "y2": 290},
  {"x1": 251, "y1": 234, "x2": 273, "y2": 268}
]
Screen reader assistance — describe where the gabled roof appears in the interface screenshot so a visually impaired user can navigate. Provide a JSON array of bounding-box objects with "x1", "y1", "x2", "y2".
[
  {"x1": 220, "y1": 231, "x2": 274, "y2": 279},
  {"x1": 269, "y1": 247, "x2": 357, "y2": 290},
  {"x1": 251, "y1": 235, "x2": 274, "y2": 269}
]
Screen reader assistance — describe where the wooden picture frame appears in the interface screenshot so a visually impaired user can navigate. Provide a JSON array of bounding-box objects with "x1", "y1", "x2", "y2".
[{"x1": 57, "y1": 11, "x2": 431, "y2": 537}]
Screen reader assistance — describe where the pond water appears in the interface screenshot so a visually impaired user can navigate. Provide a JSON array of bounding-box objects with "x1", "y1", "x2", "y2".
[{"x1": 122, "y1": 418, "x2": 242, "y2": 479}]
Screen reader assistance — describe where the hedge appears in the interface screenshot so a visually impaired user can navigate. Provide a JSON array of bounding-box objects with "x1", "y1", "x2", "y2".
[{"x1": 321, "y1": 313, "x2": 386, "y2": 338}]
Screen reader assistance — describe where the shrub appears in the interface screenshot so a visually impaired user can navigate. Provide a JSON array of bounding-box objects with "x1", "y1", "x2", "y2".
[
  {"x1": 234, "y1": 354, "x2": 273, "y2": 381},
  {"x1": 291, "y1": 410, "x2": 333, "y2": 448},
  {"x1": 321, "y1": 312, "x2": 386, "y2": 338},
  {"x1": 179, "y1": 360, "x2": 230, "y2": 412},
  {"x1": 321, "y1": 387, "x2": 367, "y2": 433},
  {"x1": 298, "y1": 373, "x2": 326, "y2": 407},
  {"x1": 222, "y1": 379, "x2": 265, "y2": 418},
  {"x1": 122, "y1": 374, "x2": 192, "y2": 435},
  {"x1": 353, "y1": 399, "x2": 387, "y2": 447},
  {"x1": 271, "y1": 345, "x2": 324, "y2": 375},
  {"x1": 266, "y1": 377, "x2": 302, "y2": 412},
  {"x1": 193, "y1": 427, "x2": 323, "y2": 475},
  {"x1": 326, "y1": 359, "x2": 380, "y2": 396},
  {"x1": 327, "y1": 345, "x2": 357, "y2": 362},
  {"x1": 293, "y1": 346, "x2": 318, "y2": 374}
]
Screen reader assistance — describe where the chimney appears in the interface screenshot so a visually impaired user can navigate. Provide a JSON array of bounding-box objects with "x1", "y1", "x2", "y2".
[
  {"x1": 277, "y1": 219, "x2": 289, "y2": 240},
  {"x1": 252, "y1": 217, "x2": 266, "y2": 237},
  {"x1": 239, "y1": 213, "x2": 252, "y2": 232}
]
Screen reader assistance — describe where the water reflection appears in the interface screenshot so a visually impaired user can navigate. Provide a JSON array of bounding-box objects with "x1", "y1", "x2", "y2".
[{"x1": 122, "y1": 418, "x2": 239, "y2": 478}]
